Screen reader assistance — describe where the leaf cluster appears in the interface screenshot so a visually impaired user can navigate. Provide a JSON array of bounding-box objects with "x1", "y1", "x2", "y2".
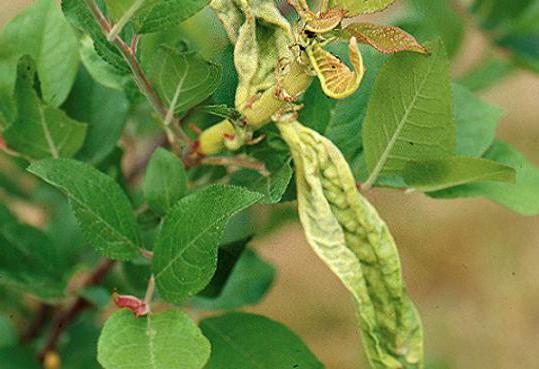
[{"x1": 0, "y1": 0, "x2": 538, "y2": 368}]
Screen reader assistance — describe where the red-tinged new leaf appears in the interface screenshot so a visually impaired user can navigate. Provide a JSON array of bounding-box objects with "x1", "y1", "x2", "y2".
[{"x1": 344, "y1": 23, "x2": 428, "y2": 54}]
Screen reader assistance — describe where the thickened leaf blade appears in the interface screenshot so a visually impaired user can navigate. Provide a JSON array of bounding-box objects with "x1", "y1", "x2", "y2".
[
  {"x1": 201, "y1": 313, "x2": 323, "y2": 369},
  {"x1": 279, "y1": 120, "x2": 423, "y2": 369},
  {"x1": 98, "y1": 309, "x2": 210, "y2": 369},
  {"x1": 144, "y1": 47, "x2": 221, "y2": 114},
  {"x1": 153, "y1": 185, "x2": 262, "y2": 304},
  {"x1": 28, "y1": 159, "x2": 142, "y2": 260},
  {"x1": 363, "y1": 39, "x2": 454, "y2": 186},
  {"x1": 404, "y1": 157, "x2": 516, "y2": 192},
  {"x1": 143, "y1": 148, "x2": 188, "y2": 215}
]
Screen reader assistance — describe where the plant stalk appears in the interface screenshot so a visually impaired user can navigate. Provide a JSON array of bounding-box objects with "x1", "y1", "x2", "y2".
[{"x1": 85, "y1": 0, "x2": 190, "y2": 153}]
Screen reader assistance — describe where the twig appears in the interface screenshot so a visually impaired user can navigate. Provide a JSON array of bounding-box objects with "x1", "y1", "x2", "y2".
[
  {"x1": 84, "y1": 0, "x2": 191, "y2": 151},
  {"x1": 126, "y1": 134, "x2": 167, "y2": 185},
  {"x1": 106, "y1": 0, "x2": 145, "y2": 41},
  {"x1": 201, "y1": 155, "x2": 270, "y2": 176},
  {"x1": 21, "y1": 303, "x2": 53, "y2": 344},
  {"x1": 38, "y1": 259, "x2": 115, "y2": 362}
]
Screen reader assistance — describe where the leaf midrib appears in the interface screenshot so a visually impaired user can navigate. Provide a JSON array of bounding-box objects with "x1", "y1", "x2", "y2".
[
  {"x1": 37, "y1": 105, "x2": 59, "y2": 158},
  {"x1": 365, "y1": 52, "x2": 438, "y2": 186}
]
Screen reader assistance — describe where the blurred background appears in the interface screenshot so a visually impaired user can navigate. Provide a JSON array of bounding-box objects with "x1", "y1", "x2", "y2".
[{"x1": 2, "y1": 1, "x2": 538, "y2": 368}]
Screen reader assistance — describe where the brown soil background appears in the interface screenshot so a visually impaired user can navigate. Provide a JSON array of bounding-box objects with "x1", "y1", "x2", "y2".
[{"x1": 2, "y1": 1, "x2": 539, "y2": 368}]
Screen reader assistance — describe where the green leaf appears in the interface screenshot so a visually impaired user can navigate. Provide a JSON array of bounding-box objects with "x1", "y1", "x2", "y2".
[
  {"x1": 510, "y1": 1, "x2": 539, "y2": 36},
  {"x1": 457, "y1": 57, "x2": 514, "y2": 92},
  {"x1": 230, "y1": 160, "x2": 293, "y2": 205},
  {"x1": 429, "y1": 141, "x2": 539, "y2": 215},
  {"x1": 0, "y1": 204, "x2": 17, "y2": 225},
  {"x1": 3, "y1": 60, "x2": 87, "y2": 160},
  {"x1": 328, "y1": 0, "x2": 396, "y2": 15},
  {"x1": 195, "y1": 237, "x2": 248, "y2": 299},
  {"x1": 406, "y1": 0, "x2": 465, "y2": 57},
  {"x1": 0, "y1": 0, "x2": 79, "y2": 107},
  {"x1": 201, "y1": 313, "x2": 324, "y2": 369},
  {"x1": 60, "y1": 316, "x2": 102, "y2": 369},
  {"x1": 497, "y1": 33, "x2": 539, "y2": 73},
  {"x1": 197, "y1": 104, "x2": 242, "y2": 122},
  {"x1": 191, "y1": 248, "x2": 275, "y2": 311},
  {"x1": 0, "y1": 222, "x2": 65, "y2": 299},
  {"x1": 143, "y1": 148, "x2": 188, "y2": 215},
  {"x1": 62, "y1": 0, "x2": 130, "y2": 73},
  {"x1": 362, "y1": 39, "x2": 454, "y2": 186},
  {"x1": 144, "y1": 46, "x2": 221, "y2": 114},
  {"x1": 452, "y1": 83, "x2": 503, "y2": 157},
  {"x1": 0, "y1": 41, "x2": 20, "y2": 128},
  {"x1": 104, "y1": 0, "x2": 143, "y2": 21},
  {"x1": 472, "y1": 0, "x2": 532, "y2": 30},
  {"x1": 404, "y1": 157, "x2": 516, "y2": 192},
  {"x1": 133, "y1": 0, "x2": 210, "y2": 34},
  {"x1": 63, "y1": 66, "x2": 130, "y2": 164},
  {"x1": 28, "y1": 159, "x2": 142, "y2": 260},
  {"x1": 98, "y1": 309, "x2": 210, "y2": 369},
  {"x1": 0, "y1": 347, "x2": 41, "y2": 369},
  {"x1": 79, "y1": 35, "x2": 131, "y2": 91},
  {"x1": 0, "y1": 315, "x2": 16, "y2": 348},
  {"x1": 153, "y1": 184, "x2": 262, "y2": 304}
]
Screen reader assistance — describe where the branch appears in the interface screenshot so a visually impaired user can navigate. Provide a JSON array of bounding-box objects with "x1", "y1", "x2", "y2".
[
  {"x1": 84, "y1": 0, "x2": 190, "y2": 153},
  {"x1": 20, "y1": 304, "x2": 53, "y2": 344},
  {"x1": 38, "y1": 259, "x2": 115, "y2": 362},
  {"x1": 201, "y1": 155, "x2": 270, "y2": 176}
]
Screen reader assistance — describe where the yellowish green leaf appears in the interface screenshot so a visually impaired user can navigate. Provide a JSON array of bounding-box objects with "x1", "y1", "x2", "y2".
[
  {"x1": 307, "y1": 37, "x2": 365, "y2": 99},
  {"x1": 278, "y1": 120, "x2": 423, "y2": 369},
  {"x1": 328, "y1": 0, "x2": 396, "y2": 16}
]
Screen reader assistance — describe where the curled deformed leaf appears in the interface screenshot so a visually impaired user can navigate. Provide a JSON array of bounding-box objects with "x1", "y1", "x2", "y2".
[
  {"x1": 210, "y1": 0, "x2": 293, "y2": 109},
  {"x1": 305, "y1": 8, "x2": 346, "y2": 33},
  {"x1": 289, "y1": 0, "x2": 344, "y2": 33},
  {"x1": 278, "y1": 120, "x2": 423, "y2": 369},
  {"x1": 307, "y1": 37, "x2": 365, "y2": 99},
  {"x1": 344, "y1": 23, "x2": 428, "y2": 54}
]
